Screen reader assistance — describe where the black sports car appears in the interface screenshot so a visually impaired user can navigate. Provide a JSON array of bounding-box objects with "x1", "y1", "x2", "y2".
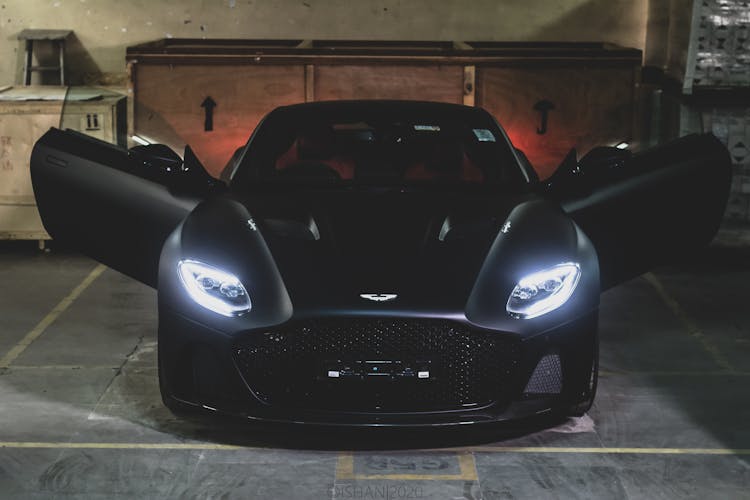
[{"x1": 30, "y1": 100, "x2": 731, "y2": 426}]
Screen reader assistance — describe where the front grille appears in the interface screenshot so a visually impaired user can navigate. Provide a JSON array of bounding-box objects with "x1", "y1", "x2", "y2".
[{"x1": 233, "y1": 318, "x2": 520, "y2": 413}]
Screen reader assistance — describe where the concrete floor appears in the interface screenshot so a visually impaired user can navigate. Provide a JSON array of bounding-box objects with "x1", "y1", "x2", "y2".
[{"x1": 1, "y1": 226, "x2": 749, "y2": 499}]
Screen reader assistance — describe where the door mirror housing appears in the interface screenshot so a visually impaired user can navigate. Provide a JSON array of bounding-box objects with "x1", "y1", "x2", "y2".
[
  {"x1": 128, "y1": 144, "x2": 182, "y2": 173},
  {"x1": 545, "y1": 146, "x2": 633, "y2": 199},
  {"x1": 544, "y1": 148, "x2": 585, "y2": 197},
  {"x1": 128, "y1": 143, "x2": 226, "y2": 195},
  {"x1": 577, "y1": 146, "x2": 632, "y2": 184}
]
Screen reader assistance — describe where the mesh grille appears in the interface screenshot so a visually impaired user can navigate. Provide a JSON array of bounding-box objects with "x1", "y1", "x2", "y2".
[
  {"x1": 234, "y1": 318, "x2": 520, "y2": 413},
  {"x1": 523, "y1": 354, "x2": 562, "y2": 395}
]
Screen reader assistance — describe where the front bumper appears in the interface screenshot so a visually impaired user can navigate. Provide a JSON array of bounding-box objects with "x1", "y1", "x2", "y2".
[{"x1": 158, "y1": 310, "x2": 597, "y2": 426}]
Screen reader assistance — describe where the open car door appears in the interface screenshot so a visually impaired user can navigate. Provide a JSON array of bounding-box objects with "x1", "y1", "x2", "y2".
[
  {"x1": 31, "y1": 128, "x2": 218, "y2": 287},
  {"x1": 546, "y1": 133, "x2": 732, "y2": 290}
]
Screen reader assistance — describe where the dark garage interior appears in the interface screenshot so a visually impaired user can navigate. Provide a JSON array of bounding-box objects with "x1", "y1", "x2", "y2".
[{"x1": 1, "y1": 1, "x2": 749, "y2": 498}]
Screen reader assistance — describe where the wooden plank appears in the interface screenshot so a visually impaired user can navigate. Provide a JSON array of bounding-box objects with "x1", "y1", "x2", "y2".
[
  {"x1": 314, "y1": 64, "x2": 463, "y2": 103},
  {"x1": 477, "y1": 66, "x2": 635, "y2": 179},
  {"x1": 126, "y1": 61, "x2": 136, "y2": 144},
  {"x1": 126, "y1": 39, "x2": 642, "y2": 66},
  {"x1": 23, "y1": 40, "x2": 32, "y2": 85},
  {"x1": 305, "y1": 64, "x2": 315, "y2": 102},
  {"x1": 134, "y1": 64, "x2": 305, "y2": 176},
  {"x1": 17, "y1": 29, "x2": 72, "y2": 41},
  {"x1": 463, "y1": 65, "x2": 475, "y2": 107}
]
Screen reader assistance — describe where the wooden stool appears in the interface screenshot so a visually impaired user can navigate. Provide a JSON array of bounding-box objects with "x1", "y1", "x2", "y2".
[{"x1": 17, "y1": 29, "x2": 72, "y2": 86}]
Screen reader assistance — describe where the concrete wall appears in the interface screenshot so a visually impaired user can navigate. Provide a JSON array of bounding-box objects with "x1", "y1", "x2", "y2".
[{"x1": 0, "y1": 0, "x2": 648, "y2": 85}]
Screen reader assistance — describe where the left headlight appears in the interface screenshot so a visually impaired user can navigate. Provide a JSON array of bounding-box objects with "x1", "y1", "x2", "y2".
[
  {"x1": 178, "y1": 260, "x2": 251, "y2": 317},
  {"x1": 506, "y1": 262, "x2": 581, "y2": 319}
]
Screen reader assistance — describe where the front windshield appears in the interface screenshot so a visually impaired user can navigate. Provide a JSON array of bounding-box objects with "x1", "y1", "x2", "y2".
[{"x1": 234, "y1": 105, "x2": 525, "y2": 190}]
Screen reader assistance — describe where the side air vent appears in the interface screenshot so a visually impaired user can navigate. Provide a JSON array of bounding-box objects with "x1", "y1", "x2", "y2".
[{"x1": 523, "y1": 354, "x2": 562, "y2": 395}]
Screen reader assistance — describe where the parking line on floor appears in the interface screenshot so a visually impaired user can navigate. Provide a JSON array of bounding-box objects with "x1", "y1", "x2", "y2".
[
  {"x1": 0, "y1": 264, "x2": 106, "y2": 368},
  {"x1": 643, "y1": 272, "x2": 735, "y2": 372},
  {"x1": 467, "y1": 446, "x2": 750, "y2": 455},
  {"x1": 0, "y1": 442, "x2": 247, "y2": 450},
  {"x1": 6, "y1": 365, "x2": 120, "y2": 370},
  {"x1": 599, "y1": 369, "x2": 750, "y2": 376},
  {"x1": 335, "y1": 452, "x2": 478, "y2": 481},
  {"x1": 0, "y1": 442, "x2": 748, "y2": 456}
]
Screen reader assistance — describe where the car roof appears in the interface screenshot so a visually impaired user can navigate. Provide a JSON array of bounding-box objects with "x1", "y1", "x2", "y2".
[{"x1": 269, "y1": 100, "x2": 492, "y2": 119}]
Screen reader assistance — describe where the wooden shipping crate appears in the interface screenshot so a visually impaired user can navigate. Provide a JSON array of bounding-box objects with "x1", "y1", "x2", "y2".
[
  {"x1": 0, "y1": 86, "x2": 125, "y2": 241},
  {"x1": 126, "y1": 40, "x2": 642, "y2": 179}
]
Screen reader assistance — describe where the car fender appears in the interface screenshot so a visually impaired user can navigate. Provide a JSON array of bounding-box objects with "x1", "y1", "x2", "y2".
[
  {"x1": 465, "y1": 199, "x2": 599, "y2": 336},
  {"x1": 158, "y1": 195, "x2": 293, "y2": 334}
]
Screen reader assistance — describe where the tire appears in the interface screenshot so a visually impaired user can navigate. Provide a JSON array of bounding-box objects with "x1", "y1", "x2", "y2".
[
  {"x1": 157, "y1": 336, "x2": 187, "y2": 415},
  {"x1": 566, "y1": 333, "x2": 599, "y2": 417}
]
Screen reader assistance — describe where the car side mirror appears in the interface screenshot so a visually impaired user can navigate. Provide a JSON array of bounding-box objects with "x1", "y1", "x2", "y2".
[
  {"x1": 128, "y1": 144, "x2": 183, "y2": 175},
  {"x1": 128, "y1": 143, "x2": 226, "y2": 196},
  {"x1": 578, "y1": 146, "x2": 632, "y2": 181},
  {"x1": 180, "y1": 145, "x2": 227, "y2": 195},
  {"x1": 544, "y1": 148, "x2": 587, "y2": 198},
  {"x1": 545, "y1": 146, "x2": 633, "y2": 200}
]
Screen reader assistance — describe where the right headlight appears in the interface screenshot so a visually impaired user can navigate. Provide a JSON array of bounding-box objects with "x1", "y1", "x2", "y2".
[
  {"x1": 506, "y1": 262, "x2": 581, "y2": 319},
  {"x1": 178, "y1": 260, "x2": 251, "y2": 317}
]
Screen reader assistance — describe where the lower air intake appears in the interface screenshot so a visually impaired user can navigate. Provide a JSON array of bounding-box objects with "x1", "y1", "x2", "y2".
[
  {"x1": 234, "y1": 318, "x2": 521, "y2": 413},
  {"x1": 523, "y1": 354, "x2": 562, "y2": 395}
]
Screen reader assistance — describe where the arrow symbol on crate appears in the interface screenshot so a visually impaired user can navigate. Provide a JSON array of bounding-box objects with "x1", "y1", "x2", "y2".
[
  {"x1": 201, "y1": 96, "x2": 216, "y2": 132},
  {"x1": 533, "y1": 99, "x2": 554, "y2": 135}
]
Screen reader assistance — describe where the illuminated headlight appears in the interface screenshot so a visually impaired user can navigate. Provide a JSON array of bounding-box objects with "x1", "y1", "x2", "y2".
[
  {"x1": 178, "y1": 260, "x2": 251, "y2": 317},
  {"x1": 506, "y1": 263, "x2": 581, "y2": 319}
]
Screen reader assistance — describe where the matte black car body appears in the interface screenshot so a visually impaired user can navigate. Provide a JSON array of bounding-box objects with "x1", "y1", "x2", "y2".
[{"x1": 30, "y1": 101, "x2": 731, "y2": 426}]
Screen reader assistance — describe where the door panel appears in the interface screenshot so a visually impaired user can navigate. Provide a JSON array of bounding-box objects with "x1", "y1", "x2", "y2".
[
  {"x1": 31, "y1": 129, "x2": 201, "y2": 287},
  {"x1": 552, "y1": 134, "x2": 732, "y2": 290}
]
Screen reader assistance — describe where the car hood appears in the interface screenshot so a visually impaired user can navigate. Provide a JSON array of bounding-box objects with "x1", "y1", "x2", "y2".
[{"x1": 237, "y1": 188, "x2": 526, "y2": 314}]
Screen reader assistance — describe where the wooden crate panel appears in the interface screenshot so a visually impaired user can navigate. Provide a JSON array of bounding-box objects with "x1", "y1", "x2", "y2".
[
  {"x1": 128, "y1": 41, "x2": 641, "y2": 180},
  {"x1": 135, "y1": 64, "x2": 306, "y2": 176},
  {"x1": 0, "y1": 90, "x2": 125, "y2": 240},
  {"x1": 314, "y1": 65, "x2": 463, "y2": 103},
  {"x1": 0, "y1": 97, "x2": 64, "y2": 239},
  {"x1": 477, "y1": 67, "x2": 636, "y2": 179}
]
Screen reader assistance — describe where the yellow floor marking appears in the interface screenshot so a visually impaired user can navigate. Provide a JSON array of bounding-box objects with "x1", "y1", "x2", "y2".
[
  {"x1": 0, "y1": 264, "x2": 106, "y2": 368},
  {"x1": 457, "y1": 453, "x2": 478, "y2": 481},
  {"x1": 643, "y1": 272, "x2": 735, "y2": 372},
  {"x1": 599, "y1": 369, "x2": 750, "y2": 377},
  {"x1": 0, "y1": 442, "x2": 748, "y2": 456},
  {"x1": 335, "y1": 452, "x2": 477, "y2": 481},
  {"x1": 0, "y1": 442, "x2": 246, "y2": 450},
  {"x1": 7, "y1": 365, "x2": 119, "y2": 370},
  {"x1": 335, "y1": 453, "x2": 355, "y2": 478},
  {"x1": 468, "y1": 446, "x2": 750, "y2": 455}
]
